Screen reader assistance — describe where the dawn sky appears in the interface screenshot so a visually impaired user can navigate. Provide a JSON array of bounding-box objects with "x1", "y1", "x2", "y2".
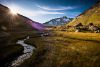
[{"x1": 0, "y1": 0, "x2": 98, "y2": 23}]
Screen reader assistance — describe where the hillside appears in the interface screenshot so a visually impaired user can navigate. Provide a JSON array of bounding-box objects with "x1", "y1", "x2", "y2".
[
  {"x1": 0, "y1": 4, "x2": 43, "y2": 67},
  {"x1": 44, "y1": 16, "x2": 73, "y2": 26},
  {"x1": 67, "y1": 1, "x2": 100, "y2": 26},
  {"x1": 0, "y1": 4, "x2": 43, "y2": 32}
]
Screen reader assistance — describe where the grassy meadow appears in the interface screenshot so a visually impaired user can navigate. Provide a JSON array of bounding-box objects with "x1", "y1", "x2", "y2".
[{"x1": 17, "y1": 31, "x2": 100, "y2": 67}]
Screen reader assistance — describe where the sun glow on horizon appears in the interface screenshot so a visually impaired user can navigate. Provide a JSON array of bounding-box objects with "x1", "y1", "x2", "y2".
[
  {"x1": 10, "y1": 9, "x2": 18, "y2": 15},
  {"x1": 8, "y1": 6, "x2": 19, "y2": 15}
]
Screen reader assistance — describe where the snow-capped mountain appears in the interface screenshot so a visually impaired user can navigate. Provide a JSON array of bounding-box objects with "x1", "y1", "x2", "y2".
[{"x1": 44, "y1": 16, "x2": 73, "y2": 26}]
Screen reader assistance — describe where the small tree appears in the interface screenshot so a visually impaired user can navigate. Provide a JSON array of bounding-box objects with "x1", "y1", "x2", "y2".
[{"x1": 89, "y1": 23, "x2": 94, "y2": 26}]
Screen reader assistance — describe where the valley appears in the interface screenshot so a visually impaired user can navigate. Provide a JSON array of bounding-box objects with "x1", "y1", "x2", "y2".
[{"x1": 0, "y1": 1, "x2": 100, "y2": 67}]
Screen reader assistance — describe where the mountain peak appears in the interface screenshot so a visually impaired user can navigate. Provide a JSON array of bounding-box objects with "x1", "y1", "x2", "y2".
[{"x1": 44, "y1": 16, "x2": 73, "y2": 26}]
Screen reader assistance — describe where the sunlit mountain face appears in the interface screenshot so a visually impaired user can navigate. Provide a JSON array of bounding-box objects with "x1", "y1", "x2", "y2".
[{"x1": 0, "y1": 0, "x2": 98, "y2": 23}]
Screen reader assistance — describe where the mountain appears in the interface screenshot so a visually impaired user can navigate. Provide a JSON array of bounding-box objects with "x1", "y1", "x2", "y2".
[
  {"x1": 67, "y1": 1, "x2": 100, "y2": 26},
  {"x1": 44, "y1": 16, "x2": 73, "y2": 26},
  {"x1": 0, "y1": 4, "x2": 44, "y2": 32}
]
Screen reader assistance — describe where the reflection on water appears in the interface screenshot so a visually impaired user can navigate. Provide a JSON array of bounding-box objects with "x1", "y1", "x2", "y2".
[{"x1": 11, "y1": 36, "x2": 36, "y2": 67}]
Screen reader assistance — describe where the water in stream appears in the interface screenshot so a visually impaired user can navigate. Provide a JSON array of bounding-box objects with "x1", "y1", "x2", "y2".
[{"x1": 10, "y1": 36, "x2": 36, "y2": 67}]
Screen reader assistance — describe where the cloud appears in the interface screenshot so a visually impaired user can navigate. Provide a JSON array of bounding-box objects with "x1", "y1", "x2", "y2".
[
  {"x1": 21, "y1": 10, "x2": 64, "y2": 17},
  {"x1": 6, "y1": 4, "x2": 64, "y2": 17},
  {"x1": 36, "y1": 10, "x2": 64, "y2": 15},
  {"x1": 36, "y1": 5, "x2": 76, "y2": 11}
]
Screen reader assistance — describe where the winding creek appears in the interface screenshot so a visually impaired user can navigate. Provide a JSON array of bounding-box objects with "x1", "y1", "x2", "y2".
[{"x1": 10, "y1": 36, "x2": 36, "y2": 67}]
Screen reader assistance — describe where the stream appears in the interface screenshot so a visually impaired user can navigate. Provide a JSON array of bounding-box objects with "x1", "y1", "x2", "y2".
[{"x1": 10, "y1": 36, "x2": 36, "y2": 67}]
